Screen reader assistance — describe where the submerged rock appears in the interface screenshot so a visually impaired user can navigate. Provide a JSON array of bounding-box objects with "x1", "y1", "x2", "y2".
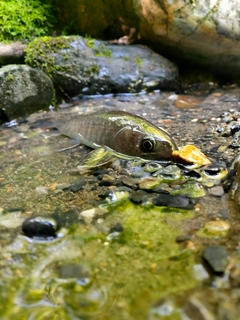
[
  {"x1": 22, "y1": 216, "x2": 59, "y2": 238},
  {"x1": 25, "y1": 36, "x2": 178, "y2": 97},
  {"x1": 202, "y1": 245, "x2": 229, "y2": 273},
  {"x1": 0, "y1": 64, "x2": 53, "y2": 122},
  {"x1": 152, "y1": 193, "x2": 190, "y2": 208}
]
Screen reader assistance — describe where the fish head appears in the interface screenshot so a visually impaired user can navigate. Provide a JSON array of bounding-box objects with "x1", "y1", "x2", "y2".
[
  {"x1": 113, "y1": 126, "x2": 176, "y2": 160},
  {"x1": 139, "y1": 135, "x2": 174, "y2": 160}
]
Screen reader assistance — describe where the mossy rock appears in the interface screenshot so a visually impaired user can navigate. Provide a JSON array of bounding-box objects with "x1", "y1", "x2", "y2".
[
  {"x1": 0, "y1": 64, "x2": 54, "y2": 121},
  {"x1": 25, "y1": 35, "x2": 178, "y2": 98}
]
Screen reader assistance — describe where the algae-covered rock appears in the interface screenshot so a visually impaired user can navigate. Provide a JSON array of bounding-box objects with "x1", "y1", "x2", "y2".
[
  {"x1": 0, "y1": 64, "x2": 54, "y2": 121},
  {"x1": 25, "y1": 35, "x2": 178, "y2": 97}
]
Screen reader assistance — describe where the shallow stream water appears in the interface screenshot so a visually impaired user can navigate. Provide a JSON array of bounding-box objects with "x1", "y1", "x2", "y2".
[{"x1": 0, "y1": 85, "x2": 240, "y2": 319}]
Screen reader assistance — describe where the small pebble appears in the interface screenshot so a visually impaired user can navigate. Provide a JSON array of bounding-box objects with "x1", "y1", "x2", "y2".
[
  {"x1": 70, "y1": 177, "x2": 86, "y2": 192},
  {"x1": 79, "y1": 207, "x2": 108, "y2": 223},
  {"x1": 192, "y1": 264, "x2": 209, "y2": 281},
  {"x1": 204, "y1": 220, "x2": 230, "y2": 233},
  {"x1": 208, "y1": 186, "x2": 224, "y2": 197}
]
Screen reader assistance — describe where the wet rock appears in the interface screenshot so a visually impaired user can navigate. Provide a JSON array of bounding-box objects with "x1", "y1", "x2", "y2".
[
  {"x1": 231, "y1": 124, "x2": 240, "y2": 135},
  {"x1": 151, "y1": 183, "x2": 170, "y2": 194},
  {"x1": 192, "y1": 264, "x2": 209, "y2": 281},
  {"x1": 92, "y1": 168, "x2": 111, "y2": 177},
  {"x1": 98, "y1": 178, "x2": 120, "y2": 187},
  {"x1": 202, "y1": 245, "x2": 229, "y2": 273},
  {"x1": 170, "y1": 182, "x2": 206, "y2": 198},
  {"x1": 22, "y1": 216, "x2": 59, "y2": 238},
  {"x1": 130, "y1": 190, "x2": 151, "y2": 204},
  {"x1": 79, "y1": 207, "x2": 108, "y2": 223},
  {"x1": 208, "y1": 186, "x2": 225, "y2": 197},
  {"x1": 197, "y1": 220, "x2": 230, "y2": 238},
  {"x1": 0, "y1": 207, "x2": 25, "y2": 228},
  {"x1": 139, "y1": 177, "x2": 162, "y2": 190},
  {"x1": 25, "y1": 36, "x2": 178, "y2": 98},
  {"x1": 153, "y1": 165, "x2": 181, "y2": 181},
  {"x1": 152, "y1": 194, "x2": 190, "y2": 208},
  {"x1": 0, "y1": 64, "x2": 53, "y2": 122},
  {"x1": 143, "y1": 162, "x2": 162, "y2": 173},
  {"x1": 69, "y1": 177, "x2": 86, "y2": 192},
  {"x1": 56, "y1": 183, "x2": 71, "y2": 190},
  {"x1": 121, "y1": 177, "x2": 140, "y2": 189},
  {"x1": 205, "y1": 220, "x2": 230, "y2": 234}
]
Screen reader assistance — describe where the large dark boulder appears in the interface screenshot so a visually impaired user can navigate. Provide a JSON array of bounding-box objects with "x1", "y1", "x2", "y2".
[{"x1": 25, "y1": 36, "x2": 178, "y2": 98}]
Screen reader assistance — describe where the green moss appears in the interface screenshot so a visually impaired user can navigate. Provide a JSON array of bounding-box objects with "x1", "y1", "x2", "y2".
[
  {"x1": 0, "y1": 0, "x2": 55, "y2": 41},
  {"x1": 134, "y1": 57, "x2": 143, "y2": 67},
  {"x1": 6, "y1": 74, "x2": 14, "y2": 81},
  {"x1": 95, "y1": 43, "x2": 112, "y2": 58},
  {"x1": 84, "y1": 35, "x2": 96, "y2": 48},
  {"x1": 25, "y1": 36, "x2": 72, "y2": 75}
]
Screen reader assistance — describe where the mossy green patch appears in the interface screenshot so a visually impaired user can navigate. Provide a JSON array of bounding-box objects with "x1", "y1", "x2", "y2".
[
  {"x1": 84, "y1": 35, "x2": 96, "y2": 48},
  {"x1": 95, "y1": 43, "x2": 112, "y2": 58},
  {"x1": 134, "y1": 57, "x2": 143, "y2": 67},
  {"x1": 25, "y1": 36, "x2": 72, "y2": 75},
  {"x1": 0, "y1": 0, "x2": 55, "y2": 41}
]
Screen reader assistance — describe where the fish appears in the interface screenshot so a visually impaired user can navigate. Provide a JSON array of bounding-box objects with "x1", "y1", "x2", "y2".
[{"x1": 57, "y1": 108, "x2": 178, "y2": 160}]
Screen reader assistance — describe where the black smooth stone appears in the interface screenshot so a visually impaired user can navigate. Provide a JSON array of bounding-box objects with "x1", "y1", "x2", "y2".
[
  {"x1": 98, "y1": 180, "x2": 120, "y2": 187},
  {"x1": 231, "y1": 124, "x2": 240, "y2": 135},
  {"x1": 92, "y1": 168, "x2": 110, "y2": 177},
  {"x1": 22, "y1": 216, "x2": 59, "y2": 238},
  {"x1": 152, "y1": 194, "x2": 190, "y2": 208}
]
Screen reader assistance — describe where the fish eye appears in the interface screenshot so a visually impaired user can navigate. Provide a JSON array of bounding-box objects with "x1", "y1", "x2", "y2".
[{"x1": 140, "y1": 137, "x2": 155, "y2": 152}]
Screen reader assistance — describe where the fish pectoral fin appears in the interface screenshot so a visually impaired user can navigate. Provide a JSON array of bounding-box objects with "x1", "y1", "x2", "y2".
[
  {"x1": 77, "y1": 147, "x2": 116, "y2": 172},
  {"x1": 76, "y1": 133, "x2": 101, "y2": 149}
]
